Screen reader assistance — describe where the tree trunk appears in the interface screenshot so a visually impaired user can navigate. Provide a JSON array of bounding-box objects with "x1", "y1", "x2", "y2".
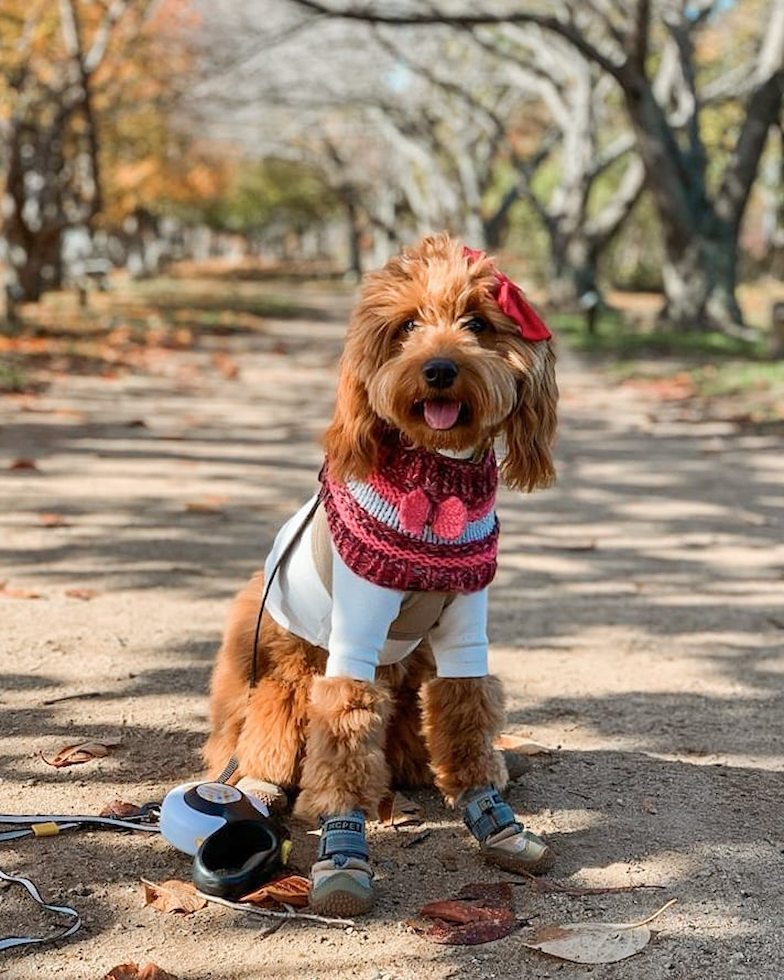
[
  {"x1": 3, "y1": 119, "x2": 67, "y2": 308},
  {"x1": 342, "y1": 194, "x2": 364, "y2": 277},
  {"x1": 658, "y1": 215, "x2": 744, "y2": 332},
  {"x1": 619, "y1": 33, "x2": 782, "y2": 333},
  {"x1": 548, "y1": 226, "x2": 600, "y2": 308}
]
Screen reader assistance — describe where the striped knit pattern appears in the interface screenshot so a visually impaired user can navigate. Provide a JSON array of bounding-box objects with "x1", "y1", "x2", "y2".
[{"x1": 320, "y1": 434, "x2": 499, "y2": 593}]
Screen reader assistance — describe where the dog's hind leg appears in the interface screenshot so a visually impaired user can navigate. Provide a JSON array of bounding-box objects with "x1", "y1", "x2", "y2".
[
  {"x1": 295, "y1": 676, "x2": 392, "y2": 916},
  {"x1": 232, "y1": 619, "x2": 327, "y2": 791},
  {"x1": 421, "y1": 674, "x2": 554, "y2": 875},
  {"x1": 204, "y1": 571, "x2": 327, "y2": 791}
]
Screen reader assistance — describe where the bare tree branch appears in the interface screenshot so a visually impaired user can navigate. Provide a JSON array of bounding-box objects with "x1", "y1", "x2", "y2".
[{"x1": 287, "y1": 0, "x2": 626, "y2": 76}]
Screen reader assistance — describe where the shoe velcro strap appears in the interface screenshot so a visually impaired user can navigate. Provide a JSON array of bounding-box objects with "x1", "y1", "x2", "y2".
[
  {"x1": 318, "y1": 812, "x2": 369, "y2": 861},
  {"x1": 462, "y1": 789, "x2": 518, "y2": 843}
]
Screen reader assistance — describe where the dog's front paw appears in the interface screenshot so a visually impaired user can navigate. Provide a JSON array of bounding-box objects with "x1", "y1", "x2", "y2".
[
  {"x1": 309, "y1": 855, "x2": 374, "y2": 916},
  {"x1": 460, "y1": 785, "x2": 555, "y2": 876},
  {"x1": 309, "y1": 810, "x2": 375, "y2": 916},
  {"x1": 480, "y1": 824, "x2": 555, "y2": 875}
]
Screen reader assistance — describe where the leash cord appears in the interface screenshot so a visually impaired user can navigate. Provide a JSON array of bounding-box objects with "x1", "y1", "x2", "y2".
[
  {"x1": 0, "y1": 809, "x2": 160, "y2": 948},
  {"x1": 215, "y1": 490, "x2": 323, "y2": 786},
  {"x1": 248, "y1": 490, "x2": 323, "y2": 689},
  {"x1": 0, "y1": 867, "x2": 82, "y2": 951},
  {"x1": 0, "y1": 812, "x2": 160, "y2": 843}
]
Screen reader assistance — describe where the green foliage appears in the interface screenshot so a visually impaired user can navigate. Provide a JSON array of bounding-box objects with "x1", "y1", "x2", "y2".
[
  {"x1": 601, "y1": 194, "x2": 665, "y2": 292},
  {"x1": 553, "y1": 308, "x2": 783, "y2": 421},
  {"x1": 202, "y1": 158, "x2": 338, "y2": 237},
  {"x1": 0, "y1": 361, "x2": 29, "y2": 393},
  {"x1": 553, "y1": 309, "x2": 767, "y2": 359},
  {"x1": 688, "y1": 360, "x2": 784, "y2": 398}
]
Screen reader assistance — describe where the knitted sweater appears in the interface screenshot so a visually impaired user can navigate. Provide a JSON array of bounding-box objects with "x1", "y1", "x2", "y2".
[{"x1": 320, "y1": 433, "x2": 499, "y2": 593}]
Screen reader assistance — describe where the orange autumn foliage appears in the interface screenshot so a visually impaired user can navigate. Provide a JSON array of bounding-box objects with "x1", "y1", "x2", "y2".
[{"x1": 0, "y1": 0, "x2": 232, "y2": 228}]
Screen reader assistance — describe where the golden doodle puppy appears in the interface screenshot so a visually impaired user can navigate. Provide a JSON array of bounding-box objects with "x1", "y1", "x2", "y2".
[{"x1": 204, "y1": 233, "x2": 558, "y2": 915}]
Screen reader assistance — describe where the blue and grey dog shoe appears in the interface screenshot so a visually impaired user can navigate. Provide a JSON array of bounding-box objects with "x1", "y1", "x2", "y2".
[
  {"x1": 309, "y1": 811, "x2": 374, "y2": 916},
  {"x1": 460, "y1": 786, "x2": 554, "y2": 875}
]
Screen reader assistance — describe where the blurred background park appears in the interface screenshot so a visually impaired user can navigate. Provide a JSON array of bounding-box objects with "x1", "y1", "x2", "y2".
[{"x1": 1, "y1": 0, "x2": 782, "y2": 416}]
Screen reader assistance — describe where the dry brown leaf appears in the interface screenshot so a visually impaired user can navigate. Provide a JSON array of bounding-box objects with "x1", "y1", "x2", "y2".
[
  {"x1": 39, "y1": 738, "x2": 122, "y2": 768},
  {"x1": 494, "y1": 733, "x2": 552, "y2": 756},
  {"x1": 211, "y1": 352, "x2": 240, "y2": 379},
  {"x1": 522, "y1": 899, "x2": 677, "y2": 964},
  {"x1": 100, "y1": 799, "x2": 149, "y2": 820},
  {"x1": 413, "y1": 882, "x2": 518, "y2": 945},
  {"x1": 184, "y1": 495, "x2": 229, "y2": 514},
  {"x1": 102, "y1": 962, "x2": 179, "y2": 980},
  {"x1": 142, "y1": 879, "x2": 206, "y2": 915},
  {"x1": 0, "y1": 581, "x2": 42, "y2": 599},
  {"x1": 378, "y1": 792, "x2": 424, "y2": 827},
  {"x1": 136, "y1": 965, "x2": 178, "y2": 980},
  {"x1": 65, "y1": 587, "x2": 101, "y2": 601},
  {"x1": 239, "y1": 873, "x2": 311, "y2": 908},
  {"x1": 38, "y1": 512, "x2": 71, "y2": 527}
]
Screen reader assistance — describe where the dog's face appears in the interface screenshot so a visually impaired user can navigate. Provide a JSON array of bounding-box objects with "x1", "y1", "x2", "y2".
[{"x1": 325, "y1": 234, "x2": 558, "y2": 492}]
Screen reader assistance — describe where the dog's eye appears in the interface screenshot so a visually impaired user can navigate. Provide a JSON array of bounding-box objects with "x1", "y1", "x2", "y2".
[
  {"x1": 400, "y1": 318, "x2": 417, "y2": 333},
  {"x1": 466, "y1": 316, "x2": 488, "y2": 334}
]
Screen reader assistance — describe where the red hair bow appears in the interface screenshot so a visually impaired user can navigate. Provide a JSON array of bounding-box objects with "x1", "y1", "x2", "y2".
[{"x1": 464, "y1": 246, "x2": 551, "y2": 342}]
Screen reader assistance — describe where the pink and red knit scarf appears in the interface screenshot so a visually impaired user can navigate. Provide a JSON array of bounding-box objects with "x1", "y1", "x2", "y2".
[{"x1": 320, "y1": 433, "x2": 499, "y2": 593}]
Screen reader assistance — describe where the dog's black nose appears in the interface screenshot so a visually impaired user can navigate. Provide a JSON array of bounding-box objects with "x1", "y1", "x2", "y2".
[{"x1": 422, "y1": 358, "x2": 458, "y2": 389}]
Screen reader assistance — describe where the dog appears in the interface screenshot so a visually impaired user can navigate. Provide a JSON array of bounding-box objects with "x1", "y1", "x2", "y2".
[{"x1": 204, "y1": 233, "x2": 558, "y2": 915}]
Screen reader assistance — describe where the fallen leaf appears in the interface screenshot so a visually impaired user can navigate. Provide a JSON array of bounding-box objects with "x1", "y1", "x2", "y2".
[
  {"x1": 494, "y1": 734, "x2": 552, "y2": 756},
  {"x1": 522, "y1": 899, "x2": 677, "y2": 964},
  {"x1": 142, "y1": 879, "x2": 206, "y2": 915},
  {"x1": 100, "y1": 800, "x2": 149, "y2": 820},
  {"x1": 39, "y1": 738, "x2": 122, "y2": 768},
  {"x1": 103, "y1": 966, "x2": 137, "y2": 980},
  {"x1": 9, "y1": 457, "x2": 38, "y2": 470},
  {"x1": 211, "y1": 352, "x2": 240, "y2": 379},
  {"x1": 184, "y1": 495, "x2": 229, "y2": 514},
  {"x1": 38, "y1": 512, "x2": 71, "y2": 527},
  {"x1": 65, "y1": 587, "x2": 100, "y2": 601},
  {"x1": 240, "y1": 874, "x2": 311, "y2": 908},
  {"x1": 0, "y1": 581, "x2": 42, "y2": 599},
  {"x1": 378, "y1": 792, "x2": 424, "y2": 827},
  {"x1": 414, "y1": 882, "x2": 519, "y2": 945},
  {"x1": 137, "y1": 964, "x2": 179, "y2": 978},
  {"x1": 102, "y1": 962, "x2": 179, "y2": 980}
]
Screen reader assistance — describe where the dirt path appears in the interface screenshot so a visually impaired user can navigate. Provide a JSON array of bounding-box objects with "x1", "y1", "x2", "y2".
[{"x1": 1, "y1": 283, "x2": 782, "y2": 980}]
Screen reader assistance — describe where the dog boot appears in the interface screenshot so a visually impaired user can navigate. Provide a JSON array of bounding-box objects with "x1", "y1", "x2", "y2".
[
  {"x1": 460, "y1": 785, "x2": 554, "y2": 875},
  {"x1": 309, "y1": 810, "x2": 374, "y2": 916}
]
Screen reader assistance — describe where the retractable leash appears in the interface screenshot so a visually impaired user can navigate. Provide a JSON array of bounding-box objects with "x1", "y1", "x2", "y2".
[
  {"x1": 0, "y1": 807, "x2": 159, "y2": 950},
  {"x1": 0, "y1": 868, "x2": 81, "y2": 951},
  {"x1": 213, "y1": 488, "x2": 324, "y2": 785},
  {"x1": 0, "y1": 495, "x2": 324, "y2": 944},
  {"x1": 160, "y1": 489, "x2": 324, "y2": 899},
  {"x1": 0, "y1": 808, "x2": 161, "y2": 842}
]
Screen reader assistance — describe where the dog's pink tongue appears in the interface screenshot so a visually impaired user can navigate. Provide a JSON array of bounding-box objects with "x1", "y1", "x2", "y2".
[{"x1": 424, "y1": 400, "x2": 461, "y2": 430}]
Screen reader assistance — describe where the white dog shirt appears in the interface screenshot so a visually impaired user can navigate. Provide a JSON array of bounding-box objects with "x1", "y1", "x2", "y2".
[{"x1": 264, "y1": 495, "x2": 490, "y2": 683}]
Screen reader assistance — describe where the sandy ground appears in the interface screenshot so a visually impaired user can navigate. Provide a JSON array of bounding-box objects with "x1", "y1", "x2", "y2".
[{"x1": 1, "y1": 282, "x2": 783, "y2": 980}]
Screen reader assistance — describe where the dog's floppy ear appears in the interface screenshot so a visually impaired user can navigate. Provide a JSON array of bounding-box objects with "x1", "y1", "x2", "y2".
[
  {"x1": 500, "y1": 343, "x2": 558, "y2": 492},
  {"x1": 323, "y1": 368, "x2": 379, "y2": 482}
]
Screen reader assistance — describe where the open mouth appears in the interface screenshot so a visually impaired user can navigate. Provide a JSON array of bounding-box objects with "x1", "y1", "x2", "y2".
[{"x1": 418, "y1": 399, "x2": 466, "y2": 430}]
